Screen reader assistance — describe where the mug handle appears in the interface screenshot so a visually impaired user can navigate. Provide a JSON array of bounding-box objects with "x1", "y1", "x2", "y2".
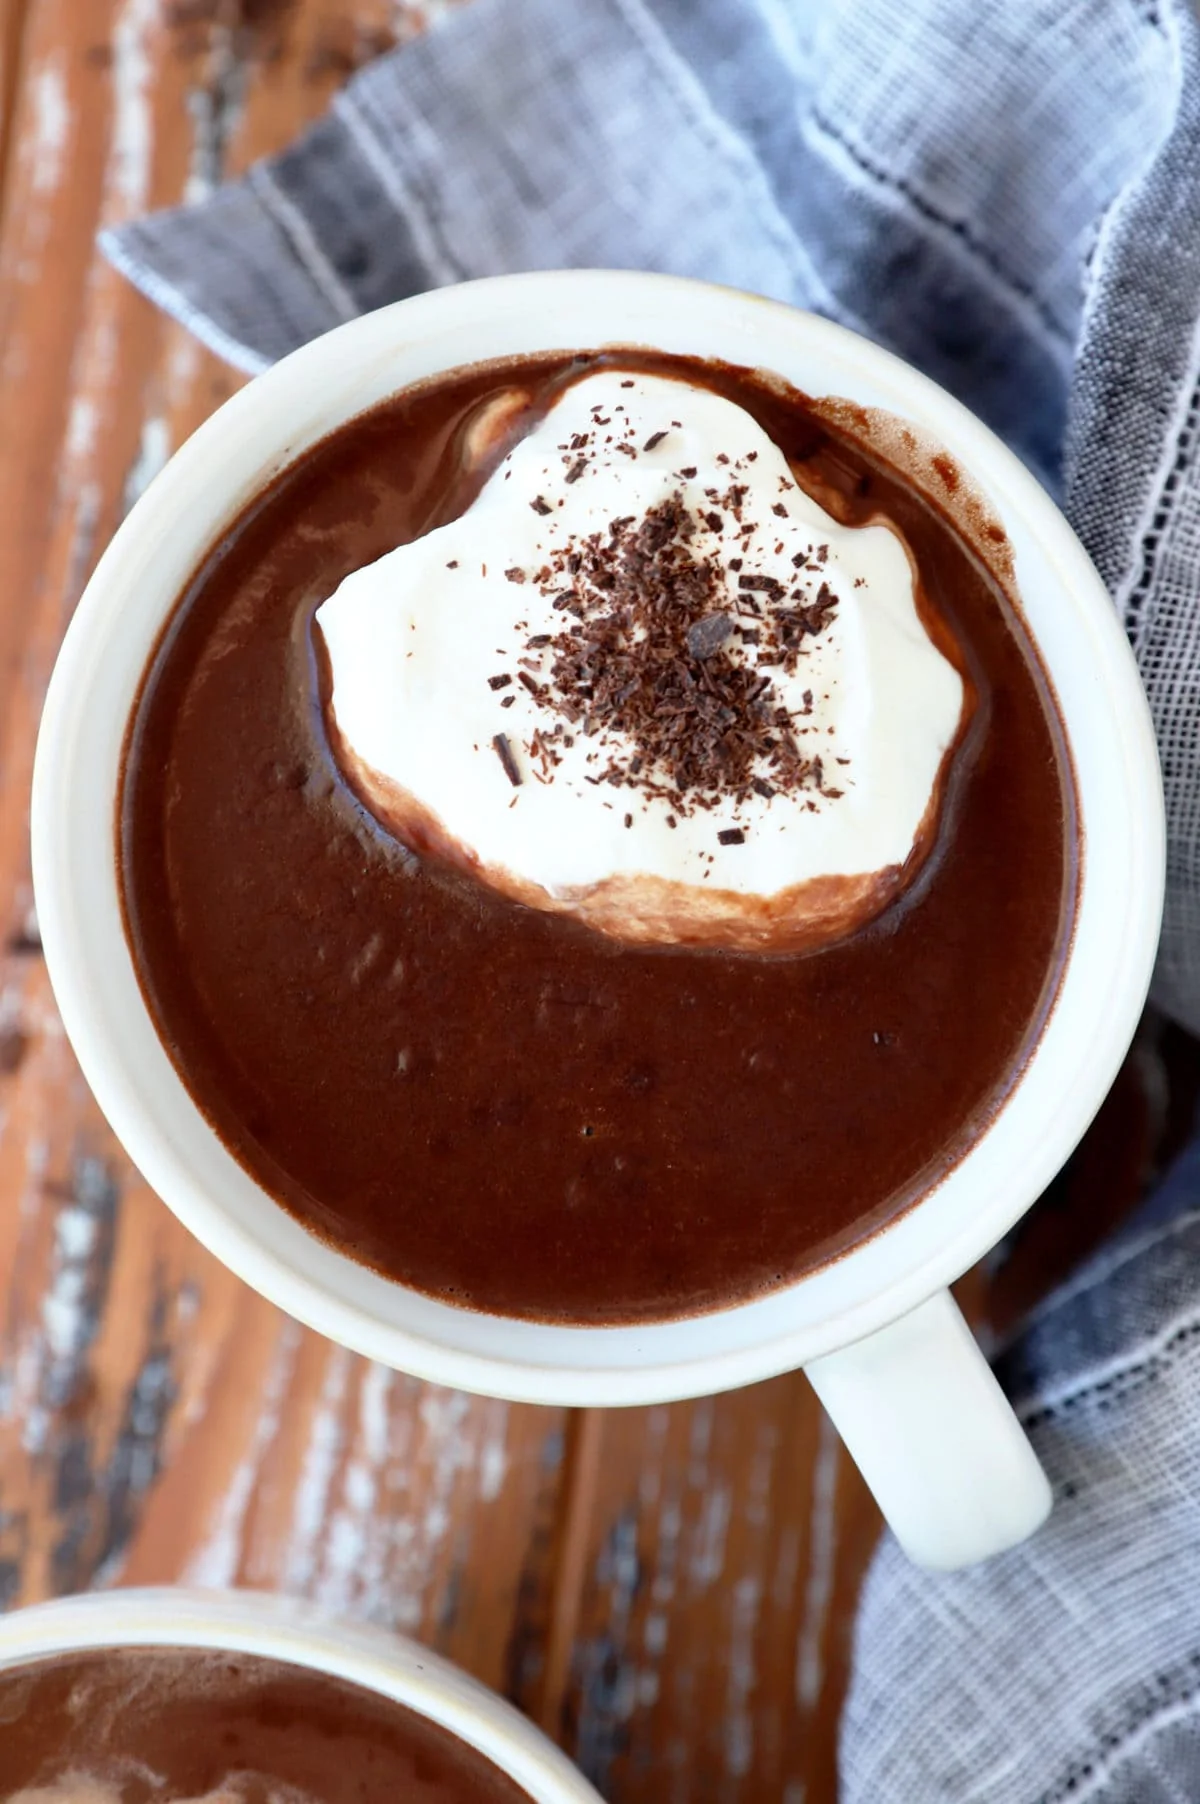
[{"x1": 804, "y1": 1288, "x2": 1051, "y2": 1570}]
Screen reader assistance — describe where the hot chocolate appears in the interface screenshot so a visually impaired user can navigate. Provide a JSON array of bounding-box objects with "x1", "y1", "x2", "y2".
[
  {"x1": 0, "y1": 1645, "x2": 529, "y2": 1802},
  {"x1": 118, "y1": 350, "x2": 1077, "y2": 1325}
]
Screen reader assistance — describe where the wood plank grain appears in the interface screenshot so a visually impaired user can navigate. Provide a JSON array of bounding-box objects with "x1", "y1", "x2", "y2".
[
  {"x1": 544, "y1": 1380, "x2": 879, "y2": 1803},
  {"x1": 0, "y1": 0, "x2": 567, "y2": 1700},
  {"x1": 0, "y1": 9, "x2": 885, "y2": 1801}
]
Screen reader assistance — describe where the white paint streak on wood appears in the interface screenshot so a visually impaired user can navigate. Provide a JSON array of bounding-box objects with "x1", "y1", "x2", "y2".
[
  {"x1": 724, "y1": 1573, "x2": 762, "y2": 1779},
  {"x1": 745, "y1": 1417, "x2": 779, "y2": 1529},
  {"x1": 183, "y1": 20, "x2": 249, "y2": 207},
  {"x1": 283, "y1": 1344, "x2": 353, "y2": 1594},
  {"x1": 165, "y1": 329, "x2": 201, "y2": 407},
  {"x1": 368, "y1": 1384, "x2": 470, "y2": 1632},
  {"x1": 11, "y1": 55, "x2": 73, "y2": 283},
  {"x1": 119, "y1": 334, "x2": 200, "y2": 516},
  {"x1": 108, "y1": 0, "x2": 159, "y2": 221},
  {"x1": 62, "y1": 484, "x2": 102, "y2": 625},
  {"x1": 63, "y1": 397, "x2": 99, "y2": 471},
  {"x1": 357, "y1": 1357, "x2": 393, "y2": 1466},
  {"x1": 41, "y1": 1202, "x2": 97, "y2": 1358},
  {"x1": 184, "y1": 85, "x2": 227, "y2": 206},
  {"x1": 795, "y1": 1409, "x2": 841, "y2": 1711},
  {"x1": 12, "y1": 1153, "x2": 107, "y2": 1455},
  {"x1": 28, "y1": 56, "x2": 71, "y2": 198},
  {"x1": 310, "y1": 1361, "x2": 393, "y2": 1618},
  {"x1": 55, "y1": 307, "x2": 118, "y2": 568},
  {"x1": 67, "y1": 312, "x2": 119, "y2": 438},
  {"x1": 183, "y1": 1316, "x2": 302, "y2": 1587},
  {"x1": 0, "y1": 1134, "x2": 50, "y2": 1425},
  {"x1": 687, "y1": 1396, "x2": 715, "y2": 1482},
  {"x1": 650, "y1": 1452, "x2": 680, "y2": 1611},
  {"x1": 638, "y1": 1405, "x2": 670, "y2": 1512},
  {"x1": 689, "y1": 1483, "x2": 732, "y2": 1588},
  {"x1": 595, "y1": 1511, "x2": 641, "y2": 1731},
  {"x1": 414, "y1": 1384, "x2": 474, "y2": 1543},
  {"x1": 478, "y1": 1407, "x2": 510, "y2": 1502},
  {"x1": 122, "y1": 413, "x2": 169, "y2": 512}
]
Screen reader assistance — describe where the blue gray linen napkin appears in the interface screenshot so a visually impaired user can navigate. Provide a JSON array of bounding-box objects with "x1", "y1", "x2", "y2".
[{"x1": 103, "y1": 2, "x2": 1200, "y2": 1798}]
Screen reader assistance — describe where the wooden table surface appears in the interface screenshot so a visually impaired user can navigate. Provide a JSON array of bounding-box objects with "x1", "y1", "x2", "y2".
[
  {"x1": 1, "y1": 4, "x2": 1181, "y2": 1798},
  {"x1": 0, "y1": 5, "x2": 885, "y2": 1799}
]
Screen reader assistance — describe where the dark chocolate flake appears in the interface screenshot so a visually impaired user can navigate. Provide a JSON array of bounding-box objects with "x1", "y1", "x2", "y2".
[
  {"x1": 642, "y1": 430, "x2": 668, "y2": 451},
  {"x1": 531, "y1": 495, "x2": 553, "y2": 515},
  {"x1": 565, "y1": 458, "x2": 587, "y2": 484},
  {"x1": 492, "y1": 734, "x2": 522, "y2": 786},
  {"x1": 488, "y1": 673, "x2": 513, "y2": 691},
  {"x1": 504, "y1": 567, "x2": 526, "y2": 584},
  {"x1": 511, "y1": 488, "x2": 838, "y2": 821},
  {"x1": 685, "y1": 613, "x2": 733, "y2": 660},
  {"x1": 718, "y1": 828, "x2": 745, "y2": 846},
  {"x1": 738, "y1": 573, "x2": 785, "y2": 598}
]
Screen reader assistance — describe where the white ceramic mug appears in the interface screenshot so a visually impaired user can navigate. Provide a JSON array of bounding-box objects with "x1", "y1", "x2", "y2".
[
  {"x1": 31, "y1": 272, "x2": 1165, "y2": 1571},
  {"x1": 0, "y1": 1585, "x2": 599, "y2": 1801}
]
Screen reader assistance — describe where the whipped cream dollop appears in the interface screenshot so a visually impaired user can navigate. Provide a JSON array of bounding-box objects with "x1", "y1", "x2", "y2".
[{"x1": 316, "y1": 371, "x2": 966, "y2": 950}]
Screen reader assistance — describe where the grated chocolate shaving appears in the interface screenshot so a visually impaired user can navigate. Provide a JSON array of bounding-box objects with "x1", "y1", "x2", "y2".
[
  {"x1": 508, "y1": 490, "x2": 840, "y2": 817},
  {"x1": 685, "y1": 613, "x2": 733, "y2": 660},
  {"x1": 492, "y1": 733, "x2": 522, "y2": 786}
]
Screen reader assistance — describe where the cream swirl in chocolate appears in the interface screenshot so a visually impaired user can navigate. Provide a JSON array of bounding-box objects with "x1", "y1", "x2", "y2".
[{"x1": 317, "y1": 373, "x2": 966, "y2": 951}]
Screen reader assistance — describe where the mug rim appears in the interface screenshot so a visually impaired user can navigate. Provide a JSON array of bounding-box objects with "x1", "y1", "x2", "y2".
[
  {"x1": 0, "y1": 1586, "x2": 599, "y2": 1802},
  {"x1": 30, "y1": 269, "x2": 1165, "y2": 1403}
]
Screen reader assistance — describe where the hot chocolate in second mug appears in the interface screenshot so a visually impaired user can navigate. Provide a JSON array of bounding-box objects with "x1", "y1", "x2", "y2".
[
  {"x1": 31, "y1": 272, "x2": 1164, "y2": 1570},
  {"x1": 0, "y1": 1585, "x2": 600, "y2": 1803}
]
